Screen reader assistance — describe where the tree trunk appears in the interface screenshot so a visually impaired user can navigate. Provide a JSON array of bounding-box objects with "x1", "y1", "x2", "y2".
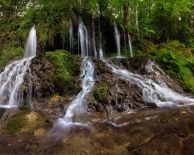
[{"x1": 123, "y1": 2, "x2": 130, "y2": 24}]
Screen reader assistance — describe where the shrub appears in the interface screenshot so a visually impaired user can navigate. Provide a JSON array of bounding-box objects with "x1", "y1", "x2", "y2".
[
  {"x1": 45, "y1": 50, "x2": 81, "y2": 95},
  {"x1": 152, "y1": 41, "x2": 194, "y2": 92},
  {"x1": 0, "y1": 46, "x2": 23, "y2": 69},
  {"x1": 94, "y1": 84, "x2": 109, "y2": 103}
]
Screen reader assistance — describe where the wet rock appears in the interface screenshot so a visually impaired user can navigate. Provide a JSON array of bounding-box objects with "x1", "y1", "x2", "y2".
[
  {"x1": 22, "y1": 51, "x2": 81, "y2": 106},
  {"x1": 0, "y1": 108, "x2": 6, "y2": 119},
  {"x1": 88, "y1": 58, "x2": 149, "y2": 114}
]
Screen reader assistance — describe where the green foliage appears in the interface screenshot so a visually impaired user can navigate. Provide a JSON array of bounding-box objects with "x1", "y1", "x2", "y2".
[
  {"x1": 134, "y1": 39, "x2": 157, "y2": 56},
  {"x1": 151, "y1": 41, "x2": 194, "y2": 92},
  {"x1": 1, "y1": 0, "x2": 193, "y2": 52},
  {"x1": 151, "y1": 0, "x2": 193, "y2": 41},
  {"x1": 94, "y1": 84, "x2": 109, "y2": 103},
  {"x1": 45, "y1": 50, "x2": 80, "y2": 95},
  {"x1": 0, "y1": 46, "x2": 23, "y2": 69}
]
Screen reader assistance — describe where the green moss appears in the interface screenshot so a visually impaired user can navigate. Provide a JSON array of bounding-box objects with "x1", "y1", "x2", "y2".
[
  {"x1": 5, "y1": 111, "x2": 48, "y2": 134},
  {"x1": 0, "y1": 46, "x2": 23, "y2": 69},
  {"x1": 45, "y1": 50, "x2": 80, "y2": 95},
  {"x1": 94, "y1": 84, "x2": 109, "y2": 103}
]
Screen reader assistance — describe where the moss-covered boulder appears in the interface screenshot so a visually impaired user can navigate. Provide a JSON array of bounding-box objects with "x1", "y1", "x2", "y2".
[
  {"x1": 26, "y1": 50, "x2": 81, "y2": 99},
  {"x1": 5, "y1": 111, "x2": 49, "y2": 135}
]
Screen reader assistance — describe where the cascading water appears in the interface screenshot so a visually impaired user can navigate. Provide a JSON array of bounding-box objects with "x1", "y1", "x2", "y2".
[
  {"x1": 99, "y1": 46, "x2": 104, "y2": 61},
  {"x1": 64, "y1": 58, "x2": 95, "y2": 121},
  {"x1": 98, "y1": 17, "x2": 105, "y2": 60},
  {"x1": 69, "y1": 19, "x2": 73, "y2": 53},
  {"x1": 78, "y1": 18, "x2": 89, "y2": 57},
  {"x1": 128, "y1": 34, "x2": 133, "y2": 57},
  {"x1": 107, "y1": 60, "x2": 194, "y2": 107},
  {"x1": 92, "y1": 18, "x2": 97, "y2": 58},
  {"x1": 58, "y1": 19, "x2": 95, "y2": 125},
  {"x1": 0, "y1": 26, "x2": 37, "y2": 108},
  {"x1": 114, "y1": 22, "x2": 121, "y2": 57}
]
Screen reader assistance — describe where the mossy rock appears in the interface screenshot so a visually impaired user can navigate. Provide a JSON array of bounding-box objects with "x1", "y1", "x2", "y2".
[
  {"x1": 48, "y1": 94, "x2": 62, "y2": 106},
  {"x1": 5, "y1": 111, "x2": 49, "y2": 134},
  {"x1": 94, "y1": 84, "x2": 109, "y2": 103},
  {"x1": 44, "y1": 50, "x2": 81, "y2": 96},
  {"x1": 0, "y1": 108, "x2": 6, "y2": 119}
]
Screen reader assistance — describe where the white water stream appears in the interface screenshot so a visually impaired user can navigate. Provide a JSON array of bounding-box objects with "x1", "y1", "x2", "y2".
[
  {"x1": 128, "y1": 34, "x2": 133, "y2": 57},
  {"x1": 0, "y1": 26, "x2": 37, "y2": 108},
  {"x1": 69, "y1": 19, "x2": 73, "y2": 53},
  {"x1": 107, "y1": 60, "x2": 194, "y2": 107},
  {"x1": 64, "y1": 58, "x2": 95, "y2": 121},
  {"x1": 114, "y1": 22, "x2": 121, "y2": 57},
  {"x1": 78, "y1": 18, "x2": 89, "y2": 57}
]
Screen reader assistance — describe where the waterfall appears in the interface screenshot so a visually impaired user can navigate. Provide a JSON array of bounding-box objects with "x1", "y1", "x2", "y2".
[
  {"x1": 69, "y1": 19, "x2": 73, "y2": 53},
  {"x1": 0, "y1": 26, "x2": 37, "y2": 108},
  {"x1": 92, "y1": 18, "x2": 97, "y2": 58},
  {"x1": 98, "y1": 17, "x2": 105, "y2": 60},
  {"x1": 24, "y1": 26, "x2": 37, "y2": 57},
  {"x1": 107, "y1": 61, "x2": 194, "y2": 107},
  {"x1": 99, "y1": 46, "x2": 104, "y2": 61},
  {"x1": 114, "y1": 22, "x2": 121, "y2": 57},
  {"x1": 64, "y1": 58, "x2": 95, "y2": 121},
  {"x1": 78, "y1": 18, "x2": 89, "y2": 57},
  {"x1": 128, "y1": 34, "x2": 133, "y2": 57},
  {"x1": 58, "y1": 19, "x2": 95, "y2": 125}
]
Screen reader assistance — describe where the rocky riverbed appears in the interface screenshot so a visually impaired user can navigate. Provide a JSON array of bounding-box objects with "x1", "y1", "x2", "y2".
[{"x1": 1, "y1": 106, "x2": 194, "y2": 155}]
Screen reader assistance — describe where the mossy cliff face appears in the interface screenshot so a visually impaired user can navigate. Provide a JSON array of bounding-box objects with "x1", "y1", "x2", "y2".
[
  {"x1": 44, "y1": 50, "x2": 81, "y2": 96},
  {"x1": 24, "y1": 50, "x2": 81, "y2": 99}
]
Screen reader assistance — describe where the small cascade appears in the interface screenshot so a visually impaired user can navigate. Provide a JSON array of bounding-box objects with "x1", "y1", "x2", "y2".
[
  {"x1": 25, "y1": 26, "x2": 37, "y2": 57},
  {"x1": 107, "y1": 61, "x2": 194, "y2": 107},
  {"x1": 64, "y1": 58, "x2": 95, "y2": 121},
  {"x1": 78, "y1": 18, "x2": 89, "y2": 57},
  {"x1": 0, "y1": 26, "x2": 37, "y2": 108},
  {"x1": 59, "y1": 19, "x2": 95, "y2": 125},
  {"x1": 69, "y1": 19, "x2": 73, "y2": 53},
  {"x1": 92, "y1": 18, "x2": 97, "y2": 58},
  {"x1": 98, "y1": 17, "x2": 105, "y2": 60},
  {"x1": 99, "y1": 46, "x2": 104, "y2": 61},
  {"x1": 114, "y1": 22, "x2": 121, "y2": 57},
  {"x1": 128, "y1": 34, "x2": 133, "y2": 57}
]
